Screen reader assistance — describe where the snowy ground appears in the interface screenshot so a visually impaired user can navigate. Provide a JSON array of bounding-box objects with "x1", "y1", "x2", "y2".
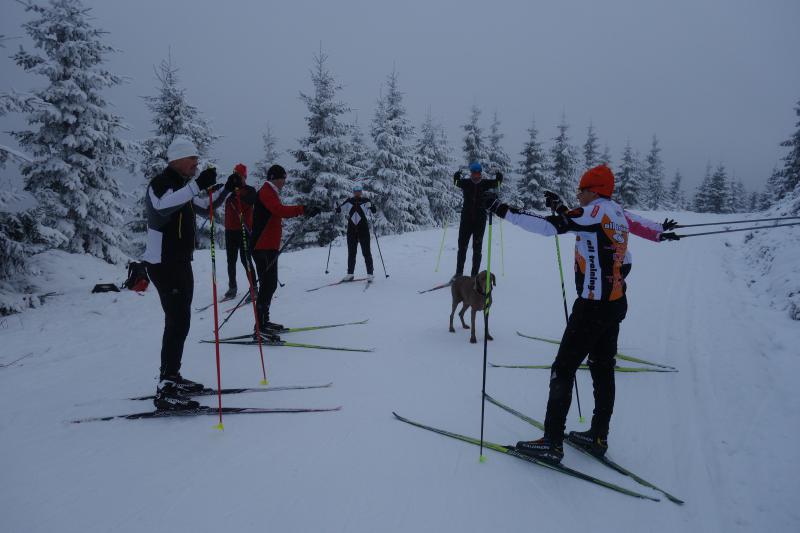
[{"x1": 1, "y1": 211, "x2": 798, "y2": 533}]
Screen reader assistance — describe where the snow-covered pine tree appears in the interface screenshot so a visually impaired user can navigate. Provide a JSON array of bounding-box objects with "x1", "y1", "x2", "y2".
[
  {"x1": 615, "y1": 142, "x2": 643, "y2": 207},
  {"x1": 347, "y1": 116, "x2": 371, "y2": 182},
  {"x1": 485, "y1": 111, "x2": 513, "y2": 200},
  {"x1": 599, "y1": 143, "x2": 612, "y2": 167},
  {"x1": 706, "y1": 164, "x2": 730, "y2": 214},
  {"x1": 548, "y1": 114, "x2": 579, "y2": 200},
  {"x1": 761, "y1": 165, "x2": 783, "y2": 209},
  {"x1": 778, "y1": 97, "x2": 800, "y2": 196},
  {"x1": 583, "y1": 122, "x2": 600, "y2": 170},
  {"x1": 693, "y1": 163, "x2": 713, "y2": 212},
  {"x1": 252, "y1": 125, "x2": 280, "y2": 185},
  {"x1": 10, "y1": 0, "x2": 134, "y2": 263},
  {"x1": 727, "y1": 178, "x2": 747, "y2": 213},
  {"x1": 667, "y1": 169, "x2": 685, "y2": 210},
  {"x1": 368, "y1": 70, "x2": 432, "y2": 235},
  {"x1": 748, "y1": 191, "x2": 760, "y2": 212},
  {"x1": 516, "y1": 118, "x2": 549, "y2": 210},
  {"x1": 462, "y1": 105, "x2": 487, "y2": 168},
  {"x1": 643, "y1": 135, "x2": 666, "y2": 209},
  {"x1": 416, "y1": 110, "x2": 458, "y2": 226},
  {"x1": 289, "y1": 49, "x2": 356, "y2": 247}
]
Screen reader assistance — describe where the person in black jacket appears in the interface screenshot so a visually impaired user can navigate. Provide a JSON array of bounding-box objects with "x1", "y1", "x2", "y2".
[
  {"x1": 335, "y1": 184, "x2": 376, "y2": 282},
  {"x1": 142, "y1": 136, "x2": 238, "y2": 410},
  {"x1": 453, "y1": 161, "x2": 502, "y2": 279}
]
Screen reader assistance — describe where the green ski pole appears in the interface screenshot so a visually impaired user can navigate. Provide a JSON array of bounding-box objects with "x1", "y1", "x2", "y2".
[
  {"x1": 479, "y1": 212, "x2": 494, "y2": 462},
  {"x1": 435, "y1": 220, "x2": 448, "y2": 272}
]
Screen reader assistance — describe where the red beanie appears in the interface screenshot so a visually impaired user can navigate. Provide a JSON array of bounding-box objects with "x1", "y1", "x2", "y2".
[
  {"x1": 579, "y1": 164, "x2": 614, "y2": 197},
  {"x1": 234, "y1": 163, "x2": 247, "y2": 178}
]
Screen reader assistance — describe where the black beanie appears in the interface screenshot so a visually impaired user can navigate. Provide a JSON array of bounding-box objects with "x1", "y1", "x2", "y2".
[{"x1": 267, "y1": 164, "x2": 287, "y2": 181}]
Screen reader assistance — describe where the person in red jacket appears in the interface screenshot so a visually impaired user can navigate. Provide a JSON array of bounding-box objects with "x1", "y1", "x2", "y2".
[
  {"x1": 250, "y1": 164, "x2": 319, "y2": 336},
  {"x1": 223, "y1": 163, "x2": 257, "y2": 299}
]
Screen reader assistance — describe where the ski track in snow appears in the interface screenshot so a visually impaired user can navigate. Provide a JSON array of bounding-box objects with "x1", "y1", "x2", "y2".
[{"x1": 0, "y1": 213, "x2": 798, "y2": 533}]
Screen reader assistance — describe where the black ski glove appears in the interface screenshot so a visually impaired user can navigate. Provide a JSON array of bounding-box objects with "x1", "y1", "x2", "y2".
[
  {"x1": 453, "y1": 170, "x2": 463, "y2": 185},
  {"x1": 209, "y1": 183, "x2": 224, "y2": 193},
  {"x1": 369, "y1": 206, "x2": 377, "y2": 214},
  {"x1": 304, "y1": 204, "x2": 322, "y2": 217},
  {"x1": 659, "y1": 232, "x2": 680, "y2": 241},
  {"x1": 195, "y1": 167, "x2": 217, "y2": 191},
  {"x1": 662, "y1": 218, "x2": 678, "y2": 231},
  {"x1": 544, "y1": 191, "x2": 568, "y2": 214},
  {"x1": 495, "y1": 171, "x2": 503, "y2": 183},
  {"x1": 224, "y1": 173, "x2": 242, "y2": 194}
]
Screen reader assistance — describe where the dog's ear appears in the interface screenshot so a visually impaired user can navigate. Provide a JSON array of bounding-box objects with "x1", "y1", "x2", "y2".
[{"x1": 491, "y1": 273, "x2": 496, "y2": 286}]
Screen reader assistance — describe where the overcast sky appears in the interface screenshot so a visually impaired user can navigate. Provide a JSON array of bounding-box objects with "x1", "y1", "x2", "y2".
[{"x1": 1, "y1": 0, "x2": 799, "y2": 195}]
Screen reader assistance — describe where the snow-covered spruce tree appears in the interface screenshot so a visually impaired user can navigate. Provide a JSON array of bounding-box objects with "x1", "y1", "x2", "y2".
[
  {"x1": 347, "y1": 116, "x2": 371, "y2": 182},
  {"x1": 583, "y1": 122, "x2": 600, "y2": 170},
  {"x1": 288, "y1": 49, "x2": 356, "y2": 247},
  {"x1": 9, "y1": 0, "x2": 135, "y2": 264},
  {"x1": 416, "y1": 110, "x2": 459, "y2": 226},
  {"x1": 643, "y1": 135, "x2": 666, "y2": 209},
  {"x1": 614, "y1": 142, "x2": 643, "y2": 207},
  {"x1": 761, "y1": 166, "x2": 783, "y2": 209},
  {"x1": 599, "y1": 143, "x2": 612, "y2": 167},
  {"x1": 516, "y1": 118, "x2": 549, "y2": 210},
  {"x1": 667, "y1": 170, "x2": 686, "y2": 210},
  {"x1": 462, "y1": 105, "x2": 487, "y2": 167},
  {"x1": 548, "y1": 114, "x2": 579, "y2": 200},
  {"x1": 486, "y1": 111, "x2": 513, "y2": 200},
  {"x1": 727, "y1": 178, "x2": 747, "y2": 213},
  {"x1": 368, "y1": 70, "x2": 432, "y2": 235},
  {"x1": 693, "y1": 163, "x2": 713, "y2": 212},
  {"x1": 252, "y1": 124, "x2": 279, "y2": 184},
  {"x1": 777, "y1": 97, "x2": 800, "y2": 197},
  {"x1": 705, "y1": 164, "x2": 730, "y2": 214}
]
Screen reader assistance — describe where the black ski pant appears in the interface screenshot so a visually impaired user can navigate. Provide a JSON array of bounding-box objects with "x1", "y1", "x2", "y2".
[
  {"x1": 543, "y1": 296, "x2": 628, "y2": 443},
  {"x1": 225, "y1": 229, "x2": 251, "y2": 290},
  {"x1": 146, "y1": 261, "x2": 194, "y2": 380},
  {"x1": 347, "y1": 225, "x2": 374, "y2": 275},
  {"x1": 456, "y1": 213, "x2": 487, "y2": 277},
  {"x1": 253, "y1": 249, "x2": 279, "y2": 324}
]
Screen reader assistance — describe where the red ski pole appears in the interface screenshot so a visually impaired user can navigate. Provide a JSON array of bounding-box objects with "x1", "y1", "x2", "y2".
[{"x1": 208, "y1": 184, "x2": 224, "y2": 430}]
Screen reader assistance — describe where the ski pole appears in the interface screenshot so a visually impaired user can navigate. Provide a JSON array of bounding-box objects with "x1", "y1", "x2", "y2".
[
  {"x1": 479, "y1": 212, "x2": 493, "y2": 462},
  {"x1": 434, "y1": 221, "x2": 448, "y2": 272},
  {"x1": 235, "y1": 191, "x2": 268, "y2": 385},
  {"x1": 367, "y1": 214, "x2": 389, "y2": 278},
  {"x1": 553, "y1": 228, "x2": 585, "y2": 424},
  {"x1": 676, "y1": 221, "x2": 800, "y2": 238},
  {"x1": 499, "y1": 218, "x2": 505, "y2": 277},
  {"x1": 218, "y1": 220, "x2": 308, "y2": 333},
  {"x1": 207, "y1": 185, "x2": 224, "y2": 430},
  {"x1": 675, "y1": 215, "x2": 800, "y2": 229},
  {"x1": 325, "y1": 238, "x2": 334, "y2": 274}
]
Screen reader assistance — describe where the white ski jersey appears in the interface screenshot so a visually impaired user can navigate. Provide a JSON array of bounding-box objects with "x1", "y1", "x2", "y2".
[{"x1": 506, "y1": 197, "x2": 629, "y2": 301}]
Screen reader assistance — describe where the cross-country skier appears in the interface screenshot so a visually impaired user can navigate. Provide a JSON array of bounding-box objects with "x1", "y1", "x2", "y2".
[
  {"x1": 485, "y1": 164, "x2": 655, "y2": 464},
  {"x1": 143, "y1": 136, "x2": 238, "y2": 410},
  {"x1": 249, "y1": 164, "x2": 319, "y2": 337},
  {"x1": 223, "y1": 163, "x2": 257, "y2": 299},
  {"x1": 335, "y1": 183, "x2": 376, "y2": 282},
  {"x1": 453, "y1": 161, "x2": 502, "y2": 279}
]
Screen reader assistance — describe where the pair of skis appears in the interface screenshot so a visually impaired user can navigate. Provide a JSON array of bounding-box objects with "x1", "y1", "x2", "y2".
[
  {"x1": 72, "y1": 382, "x2": 338, "y2": 424},
  {"x1": 516, "y1": 331, "x2": 677, "y2": 371},
  {"x1": 306, "y1": 277, "x2": 370, "y2": 292},
  {"x1": 395, "y1": 396, "x2": 683, "y2": 504},
  {"x1": 200, "y1": 319, "x2": 373, "y2": 353},
  {"x1": 195, "y1": 293, "x2": 238, "y2": 313}
]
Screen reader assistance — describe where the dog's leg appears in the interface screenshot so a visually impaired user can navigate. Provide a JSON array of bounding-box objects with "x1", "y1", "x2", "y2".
[
  {"x1": 470, "y1": 308, "x2": 477, "y2": 343},
  {"x1": 459, "y1": 304, "x2": 470, "y2": 329},
  {"x1": 449, "y1": 300, "x2": 458, "y2": 333}
]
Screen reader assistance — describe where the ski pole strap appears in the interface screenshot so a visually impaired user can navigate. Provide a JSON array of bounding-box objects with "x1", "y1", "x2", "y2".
[{"x1": 677, "y1": 221, "x2": 800, "y2": 238}]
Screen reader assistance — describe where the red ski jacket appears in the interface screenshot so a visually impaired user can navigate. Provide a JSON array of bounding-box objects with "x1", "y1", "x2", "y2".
[
  {"x1": 252, "y1": 182, "x2": 304, "y2": 250},
  {"x1": 224, "y1": 187, "x2": 254, "y2": 231}
]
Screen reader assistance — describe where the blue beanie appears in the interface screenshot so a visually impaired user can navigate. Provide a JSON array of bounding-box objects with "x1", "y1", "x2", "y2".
[{"x1": 469, "y1": 161, "x2": 482, "y2": 173}]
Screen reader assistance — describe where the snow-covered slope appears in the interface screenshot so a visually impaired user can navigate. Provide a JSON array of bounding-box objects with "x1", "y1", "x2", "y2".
[{"x1": 1, "y1": 212, "x2": 798, "y2": 532}]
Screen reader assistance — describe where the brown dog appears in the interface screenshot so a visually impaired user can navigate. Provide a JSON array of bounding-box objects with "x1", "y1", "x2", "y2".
[{"x1": 449, "y1": 270, "x2": 496, "y2": 344}]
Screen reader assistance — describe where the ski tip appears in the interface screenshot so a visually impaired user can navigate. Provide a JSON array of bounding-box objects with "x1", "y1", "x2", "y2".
[{"x1": 213, "y1": 423, "x2": 224, "y2": 431}]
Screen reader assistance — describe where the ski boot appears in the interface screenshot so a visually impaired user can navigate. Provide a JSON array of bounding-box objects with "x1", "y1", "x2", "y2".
[
  {"x1": 515, "y1": 436, "x2": 565, "y2": 465},
  {"x1": 342, "y1": 273, "x2": 354, "y2": 282},
  {"x1": 567, "y1": 430, "x2": 608, "y2": 458},
  {"x1": 174, "y1": 373, "x2": 204, "y2": 394},
  {"x1": 154, "y1": 379, "x2": 200, "y2": 411},
  {"x1": 223, "y1": 286, "x2": 237, "y2": 299}
]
